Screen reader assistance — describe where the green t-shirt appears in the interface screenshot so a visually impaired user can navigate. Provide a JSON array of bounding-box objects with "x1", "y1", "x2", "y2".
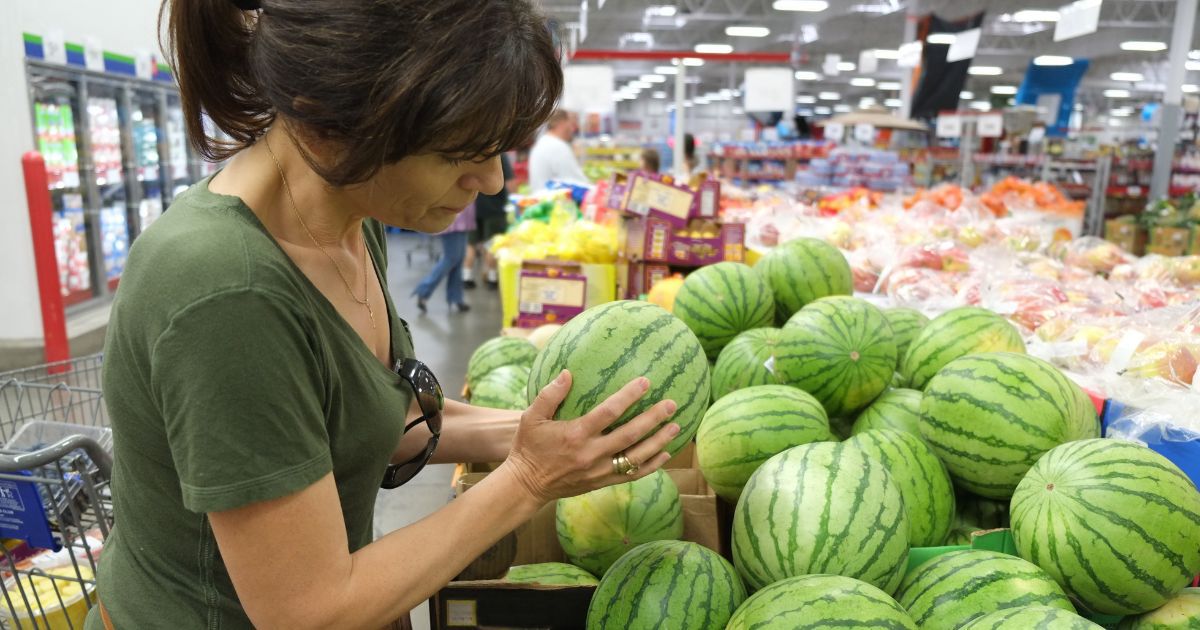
[{"x1": 87, "y1": 177, "x2": 415, "y2": 628}]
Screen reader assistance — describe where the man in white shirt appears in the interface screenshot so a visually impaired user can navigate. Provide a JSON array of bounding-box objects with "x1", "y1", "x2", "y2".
[{"x1": 527, "y1": 110, "x2": 588, "y2": 192}]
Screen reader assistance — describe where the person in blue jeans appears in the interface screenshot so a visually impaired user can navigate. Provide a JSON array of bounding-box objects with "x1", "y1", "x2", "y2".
[{"x1": 415, "y1": 201, "x2": 475, "y2": 312}]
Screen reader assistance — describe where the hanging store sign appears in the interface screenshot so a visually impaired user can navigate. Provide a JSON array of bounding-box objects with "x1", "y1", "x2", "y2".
[
  {"x1": 946, "y1": 28, "x2": 981, "y2": 63},
  {"x1": 936, "y1": 114, "x2": 963, "y2": 138},
  {"x1": 1055, "y1": 0, "x2": 1102, "y2": 42},
  {"x1": 977, "y1": 113, "x2": 1004, "y2": 138},
  {"x1": 743, "y1": 67, "x2": 795, "y2": 112},
  {"x1": 562, "y1": 64, "x2": 614, "y2": 114}
]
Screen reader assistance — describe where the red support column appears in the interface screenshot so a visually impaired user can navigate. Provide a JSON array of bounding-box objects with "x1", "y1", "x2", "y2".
[{"x1": 22, "y1": 152, "x2": 70, "y2": 367}]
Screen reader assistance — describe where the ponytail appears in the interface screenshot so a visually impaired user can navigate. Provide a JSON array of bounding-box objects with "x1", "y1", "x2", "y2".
[{"x1": 159, "y1": 0, "x2": 273, "y2": 162}]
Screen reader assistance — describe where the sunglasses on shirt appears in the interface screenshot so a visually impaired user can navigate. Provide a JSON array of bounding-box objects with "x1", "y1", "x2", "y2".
[{"x1": 381, "y1": 358, "x2": 443, "y2": 489}]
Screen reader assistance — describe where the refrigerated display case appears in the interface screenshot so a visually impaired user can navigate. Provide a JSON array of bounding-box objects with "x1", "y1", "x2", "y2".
[
  {"x1": 164, "y1": 94, "x2": 191, "y2": 206},
  {"x1": 130, "y1": 90, "x2": 164, "y2": 230},
  {"x1": 84, "y1": 88, "x2": 130, "y2": 289},
  {"x1": 30, "y1": 75, "x2": 96, "y2": 306}
]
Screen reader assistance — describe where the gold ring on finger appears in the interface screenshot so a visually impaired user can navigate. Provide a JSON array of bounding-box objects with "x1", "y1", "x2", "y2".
[{"x1": 613, "y1": 452, "x2": 639, "y2": 476}]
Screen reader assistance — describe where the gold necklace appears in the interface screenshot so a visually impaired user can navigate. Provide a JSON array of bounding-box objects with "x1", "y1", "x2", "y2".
[{"x1": 264, "y1": 136, "x2": 376, "y2": 330}]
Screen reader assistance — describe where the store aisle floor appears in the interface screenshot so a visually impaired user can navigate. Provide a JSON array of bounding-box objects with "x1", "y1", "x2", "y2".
[{"x1": 374, "y1": 230, "x2": 505, "y2": 630}]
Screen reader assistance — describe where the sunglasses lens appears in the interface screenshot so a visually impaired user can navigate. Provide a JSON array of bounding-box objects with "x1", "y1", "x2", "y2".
[{"x1": 381, "y1": 435, "x2": 439, "y2": 489}]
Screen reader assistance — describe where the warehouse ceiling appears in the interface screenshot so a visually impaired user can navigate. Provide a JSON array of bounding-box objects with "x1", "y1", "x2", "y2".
[{"x1": 542, "y1": 0, "x2": 1200, "y2": 114}]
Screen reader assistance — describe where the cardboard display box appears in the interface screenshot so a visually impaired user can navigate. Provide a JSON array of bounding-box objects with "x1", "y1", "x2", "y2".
[
  {"x1": 1148, "y1": 226, "x2": 1190, "y2": 257},
  {"x1": 432, "y1": 445, "x2": 728, "y2": 629},
  {"x1": 514, "y1": 260, "x2": 588, "y2": 328},
  {"x1": 1103, "y1": 218, "x2": 1146, "y2": 256}
]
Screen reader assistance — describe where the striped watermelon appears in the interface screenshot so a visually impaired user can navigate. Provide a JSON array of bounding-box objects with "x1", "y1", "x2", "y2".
[
  {"x1": 852, "y1": 388, "x2": 923, "y2": 437},
  {"x1": 943, "y1": 526, "x2": 976, "y2": 546},
  {"x1": 957, "y1": 492, "x2": 1011, "y2": 530},
  {"x1": 896, "y1": 549, "x2": 1074, "y2": 630},
  {"x1": 961, "y1": 606, "x2": 1103, "y2": 629},
  {"x1": 846, "y1": 429, "x2": 956, "y2": 546},
  {"x1": 469, "y1": 365, "x2": 530, "y2": 410},
  {"x1": 780, "y1": 296, "x2": 897, "y2": 417},
  {"x1": 504, "y1": 562, "x2": 598, "y2": 586},
  {"x1": 885, "y1": 307, "x2": 930, "y2": 365},
  {"x1": 467, "y1": 336, "x2": 538, "y2": 390},
  {"x1": 899, "y1": 306, "x2": 1025, "y2": 390},
  {"x1": 732, "y1": 442, "x2": 909, "y2": 593},
  {"x1": 711, "y1": 328, "x2": 791, "y2": 400},
  {"x1": 919, "y1": 352, "x2": 1099, "y2": 499},
  {"x1": 526, "y1": 301, "x2": 710, "y2": 455},
  {"x1": 585, "y1": 540, "x2": 746, "y2": 630},
  {"x1": 757, "y1": 237, "x2": 853, "y2": 323},
  {"x1": 672, "y1": 262, "x2": 775, "y2": 359},
  {"x1": 556, "y1": 469, "x2": 683, "y2": 576},
  {"x1": 1011, "y1": 439, "x2": 1200, "y2": 616},
  {"x1": 1118, "y1": 588, "x2": 1200, "y2": 629},
  {"x1": 696, "y1": 385, "x2": 835, "y2": 503},
  {"x1": 726, "y1": 574, "x2": 917, "y2": 630}
]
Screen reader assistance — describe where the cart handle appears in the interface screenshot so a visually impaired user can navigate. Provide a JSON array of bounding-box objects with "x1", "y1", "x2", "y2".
[{"x1": 0, "y1": 436, "x2": 112, "y2": 479}]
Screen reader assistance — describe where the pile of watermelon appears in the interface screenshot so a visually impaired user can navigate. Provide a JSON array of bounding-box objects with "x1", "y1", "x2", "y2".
[{"x1": 460, "y1": 248, "x2": 1200, "y2": 628}]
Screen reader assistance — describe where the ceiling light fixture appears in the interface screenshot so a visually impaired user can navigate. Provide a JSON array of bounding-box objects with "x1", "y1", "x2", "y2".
[
  {"x1": 640, "y1": 74, "x2": 667, "y2": 83},
  {"x1": 1104, "y1": 89, "x2": 1131, "y2": 98},
  {"x1": 1034, "y1": 55, "x2": 1073, "y2": 66},
  {"x1": 1187, "y1": 60, "x2": 1200, "y2": 71},
  {"x1": 681, "y1": 57, "x2": 704, "y2": 66},
  {"x1": 873, "y1": 49, "x2": 902, "y2": 60},
  {"x1": 630, "y1": 81, "x2": 652, "y2": 90},
  {"x1": 655, "y1": 66, "x2": 678, "y2": 75},
  {"x1": 1182, "y1": 84, "x2": 1199, "y2": 93},
  {"x1": 969, "y1": 65, "x2": 1003, "y2": 75},
  {"x1": 819, "y1": 91, "x2": 841, "y2": 100},
  {"x1": 653, "y1": 91, "x2": 667, "y2": 99},
  {"x1": 960, "y1": 90, "x2": 974, "y2": 99},
  {"x1": 927, "y1": 33, "x2": 956, "y2": 45},
  {"x1": 850, "y1": 77, "x2": 876, "y2": 87},
  {"x1": 645, "y1": 5, "x2": 677, "y2": 17},
  {"x1": 1110, "y1": 72, "x2": 1144, "y2": 82},
  {"x1": 695, "y1": 43, "x2": 733, "y2": 54},
  {"x1": 795, "y1": 70, "x2": 822, "y2": 80},
  {"x1": 877, "y1": 81, "x2": 902, "y2": 90},
  {"x1": 772, "y1": 0, "x2": 829, "y2": 11},
  {"x1": 1012, "y1": 9, "x2": 1060, "y2": 22},
  {"x1": 838, "y1": 61, "x2": 857, "y2": 71},
  {"x1": 970, "y1": 101, "x2": 992, "y2": 111},
  {"x1": 726, "y1": 26, "x2": 770, "y2": 37},
  {"x1": 885, "y1": 98, "x2": 903, "y2": 107},
  {"x1": 834, "y1": 104, "x2": 853, "y2": 112},
  {"x1": 815, "y1": 106, "x2": 833, "y2": 115},
  {"x1": 1120, "y1": 41, "x2": 1167, "y2": 52},
  {"x1": 990, "y1": 85, "x2": 1018, "y2": 95},
  {"x1": 796, "y1": 95, "x2": 817, "y2": 104}
]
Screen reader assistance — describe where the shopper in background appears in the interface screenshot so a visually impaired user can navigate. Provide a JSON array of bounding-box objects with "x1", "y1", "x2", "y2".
[
  {"x1": 640, "y1": 147, "x2": 661, "y2": 174},
  {"x1": 464, "y1": 153, "x2": 514, "y2": 289},
  {"x1": 527, "y1": 109, "x2": 587, "y2": 192},
  {"x1": 414, "y1": 200, "x2": 474, "y2": 312},
  {"x1": 683, "y1": 132, "x2": 702, "y2": 175},
  {"x1": 90, "y1": 1, "x2": 680, "y2": 629}
]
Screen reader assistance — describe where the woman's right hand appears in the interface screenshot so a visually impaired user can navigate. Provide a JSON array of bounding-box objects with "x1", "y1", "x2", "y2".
[{"x1": 503, "y1": 369, "x2": 680, "y2": 505}]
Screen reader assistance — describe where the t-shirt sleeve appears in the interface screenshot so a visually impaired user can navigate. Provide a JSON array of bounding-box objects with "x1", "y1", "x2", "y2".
[{"x1": 150, "y1": 288, "x2": 332, "y2": 514}]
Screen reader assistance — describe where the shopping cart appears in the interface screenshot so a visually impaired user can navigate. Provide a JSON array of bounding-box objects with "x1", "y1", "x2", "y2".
[{"x1": 0, "y1": 355, "x2": 112, "y2": 629}]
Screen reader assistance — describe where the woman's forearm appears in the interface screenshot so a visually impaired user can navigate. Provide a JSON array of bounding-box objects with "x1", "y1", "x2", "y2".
[{"x1": 394, "y1": 399, "x2": 519, "y2": 465}]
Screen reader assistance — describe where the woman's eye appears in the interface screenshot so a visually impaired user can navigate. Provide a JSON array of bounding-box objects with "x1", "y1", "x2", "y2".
[{"x1": 443, "y1": 155, "x2": 465, "y2": 167}]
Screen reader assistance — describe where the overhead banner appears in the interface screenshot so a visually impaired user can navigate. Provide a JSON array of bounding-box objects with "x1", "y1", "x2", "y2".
[
  {"x1": 1056, "y1": 0, "x2": 1102, "y2": 42},
  {"x1": 1016, "y1": 59, "x2": 1090, "y2": 137},
  {"x1": 744, "y1": 67, "x2": 795, "y2": 113},
  {"x1": 911, "y1": 11, "x2": 986, "y2": 121},
  {"x1": 562, "y1": 64, "x2": 614, "y2": 114}
]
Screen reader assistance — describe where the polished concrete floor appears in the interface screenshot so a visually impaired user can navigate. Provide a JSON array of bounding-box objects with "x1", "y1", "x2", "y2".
[{"x1": 374, "y1": 231, "x2": 505, "y2": 629}]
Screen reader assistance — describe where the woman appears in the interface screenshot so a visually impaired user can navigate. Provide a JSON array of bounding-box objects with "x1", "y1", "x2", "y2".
[
  {"x1": 89, "y1": 1, "x2": 679, "y2": 628},
  {"x1": 414, "y1": 200, "x2": 474, "y2": 312}
]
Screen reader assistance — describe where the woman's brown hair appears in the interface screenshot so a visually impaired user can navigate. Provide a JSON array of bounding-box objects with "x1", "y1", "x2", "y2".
[{"x1": 161, "y1": 0, "x2": 562, "y2": 186}]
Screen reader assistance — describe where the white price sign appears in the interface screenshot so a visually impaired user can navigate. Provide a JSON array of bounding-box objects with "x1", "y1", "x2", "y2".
[
  {"x1": 854, "y1": 123, "x2": 876, "y2": 144},
  {"x1": 83, "y1": 37, "x2": 104, "y2": 72},
  {"x1": 43, "y1": 30, "x2": 67, "y2": 65},
  {"x1": 898, "y1": 41, "x2": 923, "y2": 69},
  {"x1": 1056, "y1": 0, "x2": 1102, "y2": 42},
  {"x1": 823, "y1": 54, "x2": 842, "y2": 76},
  {"x1": 562, "y1": 64, "x2": 614, "y2": 114},
  {"x1": 743, "y1": 67, "x2": 795, "y2": 112},
  {"x1": 977, "y1": 113, "x2": 1004, "y2": 138},
  {"x1": 135, "y1": 50, "x2": 154, "y2": 80},
  {"x1": 825, "y1": 122, "x2": 846, "y2": 142},
  {"x1": 858, "y1": 50, "x2": 878, "y2": 75},
  {"x1": 936, "y1": 115, "x2": 963, "y2": 138}
]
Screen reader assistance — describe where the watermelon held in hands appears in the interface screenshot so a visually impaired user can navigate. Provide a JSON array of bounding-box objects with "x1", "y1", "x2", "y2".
[
  {"x1": 466, "y1": 336, "x2": 538, "y2": 390},
  {"x1": 900, "y1": 306, "x2": 1025, "y2": 390},
  {"x1": 585, "y1": 540, "x2": 746, "y2": 630},
  {"x1": 711, "y1": 328, "x2": 790, "y2": 400},
  {"x1": 960, "y1": 606, "x2": 1103, "y2": 629},
  {"x1": 1011, "y1": 439, "x2": 1200, "y2": 616},
  {"x1": 896, "y1": 549, "x2": 1075, "y2": 630},
  {"x1": 725, "y1": 574, "x2": 917, "y2": 630},
  {"x1": 884, "y1": 307, "x2": 930, "y2": 366},
  {"x1": 672, "y1": 262, "x2": 775, "y2": 360},
  {"x1": 526, "y1": 300, "x2": 710, "y2": 455},
  {"x1": 919, "y1": 351, "x2": 1099, "y2": 499},
  {"x1": 756, "y1": 237, "x2": 853, "y2": 323},
  {"x1": 845, "y1": 429, "x2": 956, "y2": 547},
  {"x1": 852, "y1": 388, "x2": 923, "y2": 437},
  {"x1": 696, "y1": 385, "x2": 835, "y2": 503},
  {"x1": 556, "y1": 469, "x2": 683, "y2": 577},
  {"x1": 504, "y1": 562, "x2": 598, "y2": 586},
  {"x1": 732, "y1": 442, "x2": 909, "y2": 593},
  {"x1": 1117, "y1": 588, "x2": 1200, "y2": 629},
  {"x1": 779, "y1": 296, "x2": 897, "y2": 417},
  {"x1": 468, "y1": 365, "x2": 530, "y2": 410}
]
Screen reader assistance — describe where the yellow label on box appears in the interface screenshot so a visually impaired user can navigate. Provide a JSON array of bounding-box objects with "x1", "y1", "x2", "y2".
[
  {"x1": 446, "y1": 600, "x2": 477, "y2": 627},
  {"x1": 627, "y1": 178, "x2": 694, "y2": 221},
  {"x1": 519, "y1": 276, "x2": 586, "y2": 309}
]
